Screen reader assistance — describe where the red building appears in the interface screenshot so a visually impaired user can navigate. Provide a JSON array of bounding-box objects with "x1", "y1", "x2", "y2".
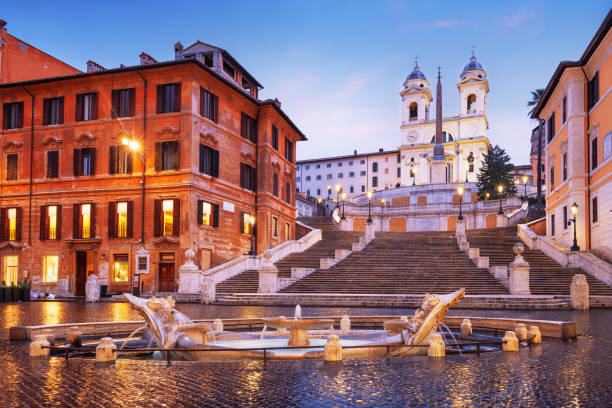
[{"x1": 0, "y1": 24, "x2": 305, "y2": 296}]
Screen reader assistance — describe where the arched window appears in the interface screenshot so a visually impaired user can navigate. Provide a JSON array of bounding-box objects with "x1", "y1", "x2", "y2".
[
  {"x1": 372, "y1": 162, "x2": 378, "y2": 172},
  {"x1": 409, "y1": 102, "x2": 418, "y2": 121},
  {"x1": 467, "y1": 94, "x2": 476, "y2": 113},
  {"x1": 430, "y1": 132, "x2": 454, "y2": 143}
]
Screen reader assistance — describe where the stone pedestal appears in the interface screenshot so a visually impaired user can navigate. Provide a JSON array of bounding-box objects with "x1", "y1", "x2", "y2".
[
  {"x1": 502, "y1": 331, "x2": 518, "y2": 352},
  {"x1": 258, "y1": 250, "x2": 279, "y2": 293},
  {"x1": 508, "y1": 243, "x2": 530, "y2": 295},
  {"x1": 430, "y1": 159, "x2": 446, "y2": 184},
  {"x1": 496, "y1": 213, "x2": 508, "y2": 227},
  {"x1": 178, "y1": 249, "x2": 202, "y2": 294},
  {"x1": 460, "y1": 319, "x2": 472, "y2": 338},
  {"x1": 340, "y1": 315, "x2": 350, "y2": 333},
  {"x1": 570, "y1": 274, "x2": 589, "y2": 310},
  {"x1": 324, "y1": 335, "x2": 343, "y2": 361},
  {"x1": 96, "y1": 337, "x2": 117, "y2": 362},
  {"x1": 428, "y1": 333, "x2": 445, "y2": 357},
  {"x1": 30, "y1": 335, "x2": 50, "y2": 357},
  {"x1": 200, "y1": 276, "x2": 216, "y2": 304},
  {"x1": 455, "y1": 220, "x2": 466, "y2": 240},
  {"x1": 85, "y1": 274, "x2": 100, "y2": 303},
  {"x1": 365, "y1": 222, "x2": 376, "y2": 243}
]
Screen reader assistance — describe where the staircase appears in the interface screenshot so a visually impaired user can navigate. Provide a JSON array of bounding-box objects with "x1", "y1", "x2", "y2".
[
  {"x1": 298, "y1": 216, "x2": 338, "y2": 231},
  {"x1": 280, "y1": 231, "x2": 509, "y2": 295},
  {"x1": 466, "y1": 226, "x2": 612, "y2": 296},
  {"x1": 215, "y1": 230, "x2": 362, "y2": 294}
]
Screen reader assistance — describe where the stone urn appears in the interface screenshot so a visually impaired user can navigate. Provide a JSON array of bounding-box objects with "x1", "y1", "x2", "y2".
[
  {"x1": 85, "y1": 274, "x2": 101, "y2": 303},
  {"x1": 178, "y1": 249, "x2": 201, "y2": 294}
]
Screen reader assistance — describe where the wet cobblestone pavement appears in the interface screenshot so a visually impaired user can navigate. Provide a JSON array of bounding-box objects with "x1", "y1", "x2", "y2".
[{"x1": 1, "y1": 302, "x2": 611, "y2": 407}]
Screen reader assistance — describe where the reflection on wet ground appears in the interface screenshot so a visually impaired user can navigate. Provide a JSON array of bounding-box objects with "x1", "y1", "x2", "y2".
[{"x1": 1, "y1": 302, "x2": 611, "y2": 407}]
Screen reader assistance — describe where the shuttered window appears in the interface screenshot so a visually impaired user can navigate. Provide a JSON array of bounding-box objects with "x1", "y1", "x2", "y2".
[
  {"x1": 6, "y1": 154, "x2": 18, "y2": 181},
  {"x1": 73, "y1": 148, "x2": 96, "y2": 176},
  {"x1": 0, "y1": 207, "x2": 22, "y2": 241},
  {"x1": 241, "y1": 112, "x2": 257, "y2": 143},
  {"x1": 197, "y1": 200, "x2": 219, "y2": 227},
  {"x1": 75, "y1": 92, "x2": 98, "y2": 121},
  {"x1": 273, "y1": 173, "x2": 279, "y2": 197},
  {"x1": 285, "y1": 182, "x2": 291, "y2": 204},
  {"x1": 240, "y1": 163, "x2": 257, "y2": 191},
  {"x1": 40, "y1": 205, "x2": 62, "y2": 240},
  {"x1": 108, "y1": 201, "x2": 133, "y2": 239},
  {"x1": 2, "y1": 102, "x2": 24, "y2": 129},
  {"x1": 43, "y1": 97, "x2": 64, "y2": 125},
  {"x1": 47, "y1": 151, "x2": 59, "y2": 178},
  {"x1": 200, "y1": 87, "x2": 218, "y2": 122},
  {"x1": 153, "y1": 199, "x2": 180, "y2": 237},
  {"x1": 155, "y1": 141, "x2": 179, "y2": 171},
  {"x1": 199, "y1": 144, "x2": 219, "y2": 177},
  {"x1": 588, "y1": 71, "x2": 599, "y2": 110},
  {"x1": 156, "y1": 83, "x2": 181, "y2": 114},
  {"x1": 547, "y1": 113, "x2": 555, "y2": 143},
  {"x1": 111, "y1": 88, "x2": 135, "y2": 118},
  {"x1": 285, "y1": 138, "x2": 293, "y2": 163},
  {"x1": 272, "y1": 125, "x2": 278, "y2": 150},
  {"x1": 240, "y1": 212, "x2": 254, "y2": 234},
  {"x1": 72, "y1": 203, "x2": 96, "y2": 239},
  {"x1": 109, "y1": 145, "x2": 133, "y2": 174}
]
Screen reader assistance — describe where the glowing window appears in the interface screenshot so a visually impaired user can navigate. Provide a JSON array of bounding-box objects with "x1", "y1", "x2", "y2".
[
  {"x1": 285, "y1": 222, "x2": 290, "y2": 241},
  {"x1": 162, "y1": 200, "x2": 174, "y2": 236},
  {"x1": 8, "y1": 208, "x2": 17, "y2": 241},
  {"x1": 243, "y1": 213, "x2": 253, "y2": 234},
  {"x1": 81, "y1": 204, "x2": 91, "y2": 239},
  {"x1": 43, "y1": 255, "x2": 58, "y2": 283},
  {"x1": 117, "y1": 202, "x2": 128, "y2": 238},
  {"x1": 113, "y1": 254, "x2": 129, "y2": 282},
  {"x1": 3, "y1": 255, "x2": 18, "y2": 285},
  {"x1": 272, "y1": 217, "x2": 278, "y2": 237},
  {"x1": 202, "y1": 202, "x2": 212, "y2": 226},
  {"x1": 47, "y1": 206, "x2": 57, "y2": 240}
]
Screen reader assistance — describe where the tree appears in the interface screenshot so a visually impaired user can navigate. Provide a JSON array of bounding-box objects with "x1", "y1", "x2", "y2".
[
  {"x1": 527, "y1": 88, "x2": 544, "y2": 116},
  {"x1": 477, "y1": 145, "x2": 516, "y2": 200}
]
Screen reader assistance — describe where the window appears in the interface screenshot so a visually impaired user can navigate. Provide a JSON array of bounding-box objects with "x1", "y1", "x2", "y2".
[
  {"x1": 155, "y1": 141, "x2": 179, "y2": 171},
  {"x1": 74, "y1": 147, "x2": 96, "y2": 176},
  {"x1": 73, "y1": 203, "x2": 94, "y2": 239},
  {"x1": 469, "y1": 164, "x2": 474, "y2": 173},
  {"x1": 316, "y1": 175, "x2": 321, "y2": 180},
  {"x1": 384, "y1": 168, "x2": 389, "y2": 175},
  {"x1": 604, "y1": 131, "x2": 612, "y2": 161},
  {"x1": 430, "y1": 132, "x2": 454, "y2": 143},
  {"x1": 272, "y1": 217, "x2": 278, "y2": 237},
  {"x1": 467, "y1": 94, "x2": 476, "y2": 112},
  {"x1": 2, "y1": 102, "x2": 24, "y2": 129},
  {"x1": 47, "y1": 151, "x2": 59, "y2": 178},
  {"x1": 592, "y1": 197, "x2": 598, "y2": 223},
  {"x1": 197, "y1": 200, "x2": 219, "y2": 227},
  {"x1": 109, "y1": 201, "x2": 133, "y2": 239},
  {"x1": 75, "y1": 92, "x2": 98, "y2": 121},
  {"x1": 397, "y1": 154, "x2": 401, "y2": 163},
  {"x1": 327, "y1": 163, "x2": 332, "y2": 168},
  {"x1": 3, "y1": 255, "x2": 18, "y2": 285},
  {"x1": 587, "y1": 71, "x2": 599, "y2": 110},
  {"x1": 563, "y1": 206, "x2": 568, "y2": 230},
  {"x1": 348, "y1": 161, "x2": 353, "y2": 166},
  {"x1": 285, "y1": 222, "x2": 290, "y2": 241},
  {"x1": 241, "y1": 212, "x2": 253, "y2": 234},
  {"x1": 43, "y1": 255, "x2": 59, "y2": 283},
  {"x1": 109, "y1": 145, "x2": 133, "y2": 175},
  {"x1": 113, "y1": 254, "x2": 129, "y2": 283},
  {"x1": 372, "y1": 162, "x2": 378, "y2": 172},
  {"x1": 154, "y1": 199, "x2": 179, "y2": 237},
  {"x1": 409, "y1": 102, "x2": 418, "y2": 120},
  {"x1": 306, "y1": 189, "x2": 310, "y2": 196},
  {"x1": 285, "y1": 138, "x2": 293, "y2": 163},
  {"x1": 1, "y1": 207, "x2": 21, "y2": 241},
  {"x1": 316, "y1": 164, "x2": 320, "y2": 169},
  {"x1": 372, "y1": 176, "x2": 378, "y2": 187},
  {"x1": 156, "y1": 83, "x2": 181, "y2": 113},
  {"x1": 360, "y1": 171, "x2": 366, "y2": 176},
  {"x1": 40, "y1": 205, "x2": 61, "y2": 240},
  {"x1": 296, "y1": 177, "x2": 301, "y2": 183},
  {"x1": 6, "y1": 154, "x2": 18, "y2": 181},
  {"x1": 350, "y1": 186, "x2": 354, "y2": 193},
  {"x1": 240, "y1": 163, "x2": 257, "y2": 191},
  {"x1": 273, "y1": 173, "x2": 279, "y2": 196},
  {"x1": 306, "y1": 176, "x2": 311, "y2": 181},
  {"x1": 285, "y1": 182, "x2": 291, "y2": 204},
  {"x1": 562, "y1": 96, "x2": 567, "y2": 123},
  {"x1": 550, "y1": 166, "x2": 555, "y2": 191},
  {"x1": 338, "y1": 173, "x2": 343, "y2": 179},
  {"x1": 361, "y1": 185, "x2": 365, "y2": 192},
  {"x1": 305, "y1": 165, "x2": 310, "y2": 170},
  {"x1": 223, "y1": 61, "x2": 235, "y2": 78},
  {"x1": 397, "y1": 167, "x2": 401, "y2": 177},
  {"x1": 241, "y1": 113, "x2": 257, "y2": 143},
  {"x1": 349, "y1": 172, "x2": 355, "y2": 177},
  {"x1": 272, "y1": 125, "x2": 279, "y2": 150},
  {"x1": 360, "y1": 160, "x2": 365, "y2": 165},
  {"x1": 551, "y1": 214, "x2": 555, "y2": 236},
  {"x1": 199, "y1": 144, "x2": 219, "y2": 177},
  {"x1": 200, "y1": 87, "x2": 218, "y2": 122},
  {"x1": 317, "y1": 188, "x2": 321, "y2": 195},
  {"x1": 562, "y1": 153, "x2": 568, "y2": 181},
  {"x1": 337, "y1": 162, "x2": 342, "y2": 167},
  {"x1": 43, "y1": 97, "x2": 64, "y2": 125},
  {"x1": 111, "y1": 88, "x2": 135, "y2": 118},
  {"x1": 547, "y1": 113, "x2": 555, "y2": 142},
  {"x1": 592, "y1": 137, "x2": 598, "y2": 170},
  {"x1": 326, "y1": 174, "x2": 332, "y2": 180}
]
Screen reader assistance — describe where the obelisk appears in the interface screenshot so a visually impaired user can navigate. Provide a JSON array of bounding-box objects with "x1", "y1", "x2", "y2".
[{"x1": 431, "y1": 67, "x2": 447, "y2": 184}]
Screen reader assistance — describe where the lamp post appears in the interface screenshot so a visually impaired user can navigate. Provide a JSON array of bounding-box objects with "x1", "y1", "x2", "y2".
[
  {"x1": 341, "y1": 192, "x2": 346, "y2": 220},
  {"x1": 122, "y1": 138, "x2": 145, "y2": 243},
  {"x1": 497, "y1": 184, "x2": 504, "y2": 215},
  {"x1": 248, "y1": 215, "x2": 256, "y2": 256},
  {"x1": 367, "y1": 191, "x2": 373, "y2": 223},
  {"x1": 522, "y1": 175, "x2": 528, "y2": 201},
  {"x1": 457, "y1": 186, "x2": 464, "y2": 221},
  {"x1": 485, "y1": 192, "x2": 490, "y2": 201},
  {"x1": 317, "y1": 197, "x2": 322, "y2": 216},
  {"x1": 569, "y1": 202, "x2": 580, "y2": 251},
  {"x1": 335, "y1": 184, "x2": 341, "y2": 211},
  {"x1": 411, "y1": 168, "x2": 416, "y2": 186},
  {"x1": 327, "y1": 185, "x2": 331, "y2": 200},
  {"x1": 381, "y1": 197, "x2": 385, "y2": 215}
]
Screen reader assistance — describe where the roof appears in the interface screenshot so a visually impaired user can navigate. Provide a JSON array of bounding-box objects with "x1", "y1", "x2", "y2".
[
  {"x1": 0, "y1": 58, "x2": 305, "y2": 141},
  {"x1": 531, "y1": 9, "x2": 612, "y2": 119},
  {"x1": 297, "y1": 149, "x2": 400, "y2": 165},
  {"x1": 462, "y1": 55, "x2": 484, "y2": 74},
  {"x1": 406, "y1": 65, "x2": 427, "y2": 81}
]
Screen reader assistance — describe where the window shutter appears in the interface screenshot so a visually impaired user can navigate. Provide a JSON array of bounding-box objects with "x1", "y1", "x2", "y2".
[
  {"x1": 155, "y1": 142, "x2": 162, "y2": 171},
  {"x1": 153, "y1": 199, "x2": 161, "y2": 237},
  {"x1": 212, "y1": 149, "x2": 219, "y2": 178},
  {"x1": 127, "y1": 201, "x2": 134, "y2": 238},
  {"x1": 90, "y1": 148, "x2": 96, "y2": 175},
  {"x1": 241, "y1": 113, "x2": 247, "y2": 138},
  {"x1": 240, "y1": 212, "x2": 244, "y2": 233},
  {"x1": 47, "y1": 151, "x2": 53, "y2": 178},
  {"x1": 0, "y1": 208, "x2": 6, "y2": 241},
  {"x1": 56, "y1": 205, "x2": 62, "y2": 240},
  {"x1": 108, "y1": 201, "x2": 116, "y2": 238},
  {"x1": 127, "y1": 150, "x2": 133, "y2": 174},
  {"x1": 109, "y1": 146, "x2": 116, "y2": 174},
  {"x1": 173, "y1": 83, "x2": 181, "y2": 112},
  {"x1": 40, "y1": 206, "x2": 47, "y2": 240},
  {"x1": 156, "y1": 85, "x2": 163, "y2": 114},
  {"x1": 15, "y1": 208, "x2": 22, "y2": 241},
  {"x1": 172, "y1": 141, "x2": 179, "y2": 170},
  {"x1": 75, "y1": 94, "x2": 83, "y2": 121},
  {"x1": 172, "y1": 199, "x2": 180, "y2": 236},
  {"x1": 253, "y1": 119, "x2": 258, "y2": 143},
  {"x1": 2, "y1": 104, "x2": 9, "y2": 130},
  {"x1": 240, "y1": 163, "x2": 245, "y2": 188},
  {"x1": 58, "y1": 97, "x2": 64, "y2": 124},
  {"x1": 196, "y1": 200, "x2": 203, "y2": 225},
  {"x1": 212, "y1": 94, "x2": 219, "y2": 123},
  {"x1": 212, "y1": 203, "x2": 219, "y2": 227},
  {"x1": 199, "y1": 87, "x2": 205, "y2": 117},
  {"x1": 90, "y1": 203, "x2": 96, "y2": 238},
  {"x1": 129, "y1": 88, "x2": 136, "y2": 117},
  {"x1": 251, "y1": 167, "x2": 257, "y2": 192},
  {"x1": 43, "y1": 99, "x2": 49, "y2": 125},
  {"x1": 199, "y1": 144, "x2": 205, "y2": 173},
  {"x1": 17, "y1": 103, "x2": 24, "y2": 128},
  {"x1": 73, "y1": 148, "x2": 81, "y2": 176},
  {"x1": 73, "y1": 203, "x2": 80, "y2": 239},
  {"x1": 111, "y1": 90, "x2": 119, "y2": 118},
  {"x1": 91, "y1": 92, "x2": 98, "y2": 120}
]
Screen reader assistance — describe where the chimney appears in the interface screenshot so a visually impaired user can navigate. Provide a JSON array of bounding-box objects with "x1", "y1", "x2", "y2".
[
  {"x1": 174, "y1": 41, "x2": 183, "y2": 60},
  {"x1": 379, "y1": 148, "x2": 384, "y2": 152},
  {"x1": 273, "y1": 98, "x2": 281, "y2": 108},
  {"x1": 354, "y1": 149, "x2": 357, "y2": 155},
  {"x1": 139, "y1": 52, "x2": 157, "y2": 65},
  {"x1": 0, "y1": 19, "x2": 6, "y2": 28},
  {"x1": 86, "y1": 60, "x2": 106, "y2": 73}
]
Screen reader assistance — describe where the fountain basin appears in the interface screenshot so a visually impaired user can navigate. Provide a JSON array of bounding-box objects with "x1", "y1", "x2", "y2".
[{"x1": 263, "y1": 317, "x2": 334, "y2": 346}]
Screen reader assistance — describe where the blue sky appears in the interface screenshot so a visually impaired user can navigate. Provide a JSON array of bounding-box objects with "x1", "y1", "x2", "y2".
[{"x1": 3, "y1": 1, "x2": 610, "y2": 163}]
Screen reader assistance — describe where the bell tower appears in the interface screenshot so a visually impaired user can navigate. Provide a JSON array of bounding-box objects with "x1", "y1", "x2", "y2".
[
  {"x1": 400, "y1": 61, "x2": 432, "y2": 124},
  {"x1": 457, "y1": 52, "x2": 488, "y2": 117}
]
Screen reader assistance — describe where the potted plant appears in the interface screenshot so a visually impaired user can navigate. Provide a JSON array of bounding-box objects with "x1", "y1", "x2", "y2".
[
  {"x1": 20, "y1": 279, "x2": 30, "y2": 302},
  {"x1": 10, "y1": 282, "x2": 20, "y2": 302},
  {"x1": 0, "y1": 281, "x2": 6, "y2": 303}
]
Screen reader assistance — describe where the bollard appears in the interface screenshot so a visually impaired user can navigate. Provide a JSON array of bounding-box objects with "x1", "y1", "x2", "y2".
[
  {"x1": 514, "y1": 323, "x2": 528, "y2": 341},
  {"x1": 30, "y1": 335, "x2": 50, "y2": 358},
  {"x1": 340, "y1": 315, "x2": 351, "y2": 333},
  {"x1": 528, "y1": 326, "x2": 542, "y2": 344},
  {"x1": 428, "y1": 333, "x2": 445, "y2": 357},
  {"x1": 502, "y1": 331, "x2": 519, "y2": 352},
  {"x1": 41, "y1": 329, "x2": 55, "y2": 346},
  {"x1": 324, "y1": 335, "x2": 342, "y2": 361},
  {"x1": 96, "y1": 337, "x2": 117, "y2": 362},
  {"x1": 570, "y1": 274, "x2": 589, "y2": 310},
  {"x1": 66, "y1": 326, "x2": 83, "y2": 347},
  {"x1": 460, "y1": 319, "x2": 472, "y2": 338},
  {"x1": 213, "y1": 318, "x2": 223, "y2": 332}
]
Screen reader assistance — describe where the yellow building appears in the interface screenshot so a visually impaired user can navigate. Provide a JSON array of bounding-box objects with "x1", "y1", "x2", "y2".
[{"x1": 532, "y1": 9, "x2": 612, "y2": 257}]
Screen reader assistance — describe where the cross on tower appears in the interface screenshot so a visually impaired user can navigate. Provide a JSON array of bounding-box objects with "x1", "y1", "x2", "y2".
[
  {"x1": 471, "y1": 45, "x2": 476, "y2": 57},
  {"x1": 437, "y1": 66, "x2": 441, "y2": 80},
  {"x1": 414, "y1": 56, "x2": 419, "y2": 67}
]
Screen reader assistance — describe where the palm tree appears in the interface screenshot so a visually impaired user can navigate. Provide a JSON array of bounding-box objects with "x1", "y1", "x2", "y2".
[{"x1": 527, "y1": 88, "x2": 544, "y2": 116}]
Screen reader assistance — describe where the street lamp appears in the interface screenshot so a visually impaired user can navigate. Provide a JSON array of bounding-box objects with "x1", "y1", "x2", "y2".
[
  {"x1": 569, "y1": 202, "x2": 580, "y2": 251},
  {"x1": 457, "y1": 186, "x2": 464, "y2": 221},
  {"x1": 317, "y1": 197, "x2": 322, "y2": 216},
  {"x1": 248, "y1": 215, "x2": 256, "y2": 256},
  {"x1": 367, "y1": 191, "x2": 373, "y2": 223},
  {"x1": 335, "y1": 184, "x2": 342, "y2": 211},
  {"x1": 485, "y1": 192, "x2": 490, "y2": 201},
  {"x1": 341, "y1": 192, "x2": 346, "y2": 220},
  {"x1": 411, "y1": 168, "x2": 416, "y2": 186},
  {"x1": 522, "y1": 175, "x2": 528, "y2": 201},
  {"x1": 497, "y1": 184, "x2": 504, "y2": 215},
  {"x1": 327, "y1": 185, "x2": 332, "y2": 200}
]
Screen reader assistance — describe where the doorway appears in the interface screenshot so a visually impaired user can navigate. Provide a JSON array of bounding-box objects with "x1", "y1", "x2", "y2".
[
  {"x1": 158, "y1": 252, "x2": 175, "y2": 292},
  {"x1": 75, "y1": 251, "x2": 95, "y2": 296}
]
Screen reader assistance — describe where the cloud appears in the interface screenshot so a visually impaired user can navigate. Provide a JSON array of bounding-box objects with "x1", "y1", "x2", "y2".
[
  {"x1": 401, "y1": 19, "x2": 470, "y2": 32},
  {"x1": 501, "y1": 10, "x2": 537, "y2": 28}
]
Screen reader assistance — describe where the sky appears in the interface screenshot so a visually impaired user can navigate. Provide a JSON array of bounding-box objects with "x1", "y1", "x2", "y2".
[{"x1": 3, "y1": 1, "x2": 610, "y2": 163}]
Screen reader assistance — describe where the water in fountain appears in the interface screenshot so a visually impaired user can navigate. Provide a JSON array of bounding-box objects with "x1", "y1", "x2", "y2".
[
  {"x1": 295, "y1": 305, "x2": 302, "y2": 320},
  {"x1": 120, "y1": 325, "x2": 147, "y2": 350},
  {"x1": 260, "y1": 324, "x2": 267, "y2": 340},
  {"x1": 439, "y1": 322, "x2": 461, "y2": 355}
]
